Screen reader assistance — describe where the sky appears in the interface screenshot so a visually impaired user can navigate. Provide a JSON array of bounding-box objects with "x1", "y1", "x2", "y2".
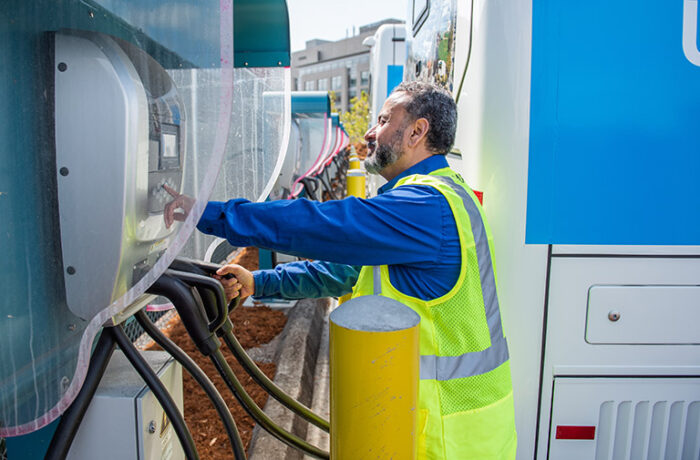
[{"x1": 287, "y1": 0, "x2": 407, "y2": 52}]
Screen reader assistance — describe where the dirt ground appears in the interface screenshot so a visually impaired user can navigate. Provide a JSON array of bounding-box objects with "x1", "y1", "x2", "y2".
[{"x1": 144, "y1": 247, "x2": 288, "y2": 458}]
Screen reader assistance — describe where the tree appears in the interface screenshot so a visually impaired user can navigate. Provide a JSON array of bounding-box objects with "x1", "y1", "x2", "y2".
[
  {"x1": 329, "y1": 90, "x2": 340, "y2": 115},
  {"x1": 339, "y1": 91, "x2": 370, "y2": 146}
]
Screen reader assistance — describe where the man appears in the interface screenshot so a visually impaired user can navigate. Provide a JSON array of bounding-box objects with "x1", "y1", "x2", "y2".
[{"x1": 173, "y1": 81, "x2": 517, "y2": 459}]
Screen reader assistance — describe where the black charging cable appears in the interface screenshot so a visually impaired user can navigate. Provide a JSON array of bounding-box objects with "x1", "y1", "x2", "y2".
[
  {"x1": 147, "y1": 271, "x2": 221, "y2": 357},
  {"x1": 134, "y1": 310, "x2": 246, "y2": 460},
  {"x1": 164, "y1": 262, "x2": 329, "y2": 458},
  {"x1": 300, "y1": 177, "x2": 320, "y2": 201},
  {"x1": 221, "y1": 330, "x2": 330, "y2": 432},
  {"x1": 108, "y1": 325, "x2": 199, "y2": 460},
  {"x1": 317, "y1": 168, "x2": 339, "y2": 200},
  {"x1": 170, "y1": 258, "x2": 330, "y2": 432},
  {"x1": 208, "y1": 348, "x2": 329, "y2": 459},
  {"x1": 45, "y1": 331, "x2": 116, "y2": 460}
]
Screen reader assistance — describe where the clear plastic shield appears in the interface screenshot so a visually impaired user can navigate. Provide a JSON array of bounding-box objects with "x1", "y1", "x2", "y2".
[
  {"x1": 289, "y1": 114, "x2": 332, "y2": 198},
  {"x1": 0, "y1": 0, "x2": 287, "y2": 436},
  {"x1": 180, "y1": 70, "x2": 292, "y2": 261},
  {"x1": 324, "y1": 117, "x2": 347, "y2": 169},
  {"x1": 269, "y1": 120, "x2": 303, "y2": 200},
  {"x1": 323, "y1": 125, "x2": 349, "y2": 179},
  {"x1": 315, "y1": 119, "x2": 340, "y2": 175}
]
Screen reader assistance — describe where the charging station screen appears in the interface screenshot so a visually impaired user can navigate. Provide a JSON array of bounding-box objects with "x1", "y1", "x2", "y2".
[{"x1": 162, "y1": 133, "x2": 177, "y2": 158}]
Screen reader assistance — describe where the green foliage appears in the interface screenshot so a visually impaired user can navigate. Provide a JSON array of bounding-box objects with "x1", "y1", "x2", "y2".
[
  {"x1": 329, "y1": 90, "x2": 339, "y2": 114},
  {"x1": 340, "y1": 90, "x2": 370, "y2": 145}
]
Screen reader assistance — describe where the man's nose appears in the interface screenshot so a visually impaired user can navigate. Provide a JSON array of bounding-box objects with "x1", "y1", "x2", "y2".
[{"x1": 364, "y1": 125, "x2": 376, "y2": 141}]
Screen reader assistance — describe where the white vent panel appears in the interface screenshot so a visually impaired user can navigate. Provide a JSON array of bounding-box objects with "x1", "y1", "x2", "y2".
[
  {"x1": 549, "y1": 378, "x2": 700, "y2": 460},
  {"x1": 594, "y1": 400, "x2": 700, "y2": 460}
]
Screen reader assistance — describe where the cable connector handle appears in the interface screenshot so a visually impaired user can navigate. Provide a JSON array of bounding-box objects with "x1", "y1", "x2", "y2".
[{"x1": 172, "y1": 256, "x2": 235, "y2": 279}]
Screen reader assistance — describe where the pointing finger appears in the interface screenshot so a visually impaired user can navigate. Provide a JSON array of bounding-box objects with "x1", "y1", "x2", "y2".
[{"x1": 163, "y1": 183, "x2": 179, "y2": 198}]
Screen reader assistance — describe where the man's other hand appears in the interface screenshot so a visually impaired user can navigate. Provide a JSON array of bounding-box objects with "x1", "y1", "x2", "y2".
[{"x1": 215, "y1": 264, "x2": 255, "y2": 302}]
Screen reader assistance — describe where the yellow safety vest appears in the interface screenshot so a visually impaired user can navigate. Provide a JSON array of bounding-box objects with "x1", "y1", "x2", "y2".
[{"x1": 351, "y1": 167, "x2": 517, "y2": 459}]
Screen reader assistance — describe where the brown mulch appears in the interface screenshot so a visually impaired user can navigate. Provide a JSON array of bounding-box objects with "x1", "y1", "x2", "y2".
[
  {"x1": 230, "y1": 246, "x2": 260, "y2": 272},
  {"x1": 145, "y1": 247, "x2": 288, "y2": 458}
]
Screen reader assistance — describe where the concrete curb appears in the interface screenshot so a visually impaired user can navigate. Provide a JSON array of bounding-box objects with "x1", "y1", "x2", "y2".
[
  {"x1": 303, "y1": 301, "x2": 334, "y2": 459},
  {"x1": 248, "y1": 298, "x2": 330, "y2": 460}
]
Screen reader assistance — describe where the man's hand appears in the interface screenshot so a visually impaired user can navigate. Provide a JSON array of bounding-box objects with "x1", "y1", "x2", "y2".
[
  {"x1": 215, "y1": 264, "x2": 255, "y2": 303},
  {"x1": 163, "y1": 184, "x2": 195, "y2": 229}
]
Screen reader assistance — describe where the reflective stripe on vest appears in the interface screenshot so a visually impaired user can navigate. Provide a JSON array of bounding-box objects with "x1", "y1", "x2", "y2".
[
  {"x1": 373, "y1": 265, "x2": 382, "y2": 295},
  {"x1": 372, "y1": 175, "x2": 509, "y2": 381}
]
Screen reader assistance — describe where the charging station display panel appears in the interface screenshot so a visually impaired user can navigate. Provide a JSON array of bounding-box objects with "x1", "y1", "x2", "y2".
[{"x1": 0, "y1": 0, "x2": 288, "y2": 436}]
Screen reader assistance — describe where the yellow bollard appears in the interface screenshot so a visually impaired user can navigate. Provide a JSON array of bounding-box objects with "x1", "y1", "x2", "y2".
[
  {"x1": 338, "y1": 168, "x2": 366, "y2": 305},
  {"x1": 330, "y1": 295, "x2": 420, "y2": 459},
  {"x1": 348, "y1": 155, "x2": 361, "y2": 170},
  {"x1": 337, "y1": 293, "x2": 352, "y2": 304},
  {"x1": 346, "y1": 169, "x2": 366, "y2": 199}
]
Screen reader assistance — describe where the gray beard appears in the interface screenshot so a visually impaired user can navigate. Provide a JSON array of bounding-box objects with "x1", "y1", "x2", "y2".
[
  {"x1": 365, "y1": 144, "x2": 400, "y2": 174},
  {"x1": 364, "y1": 127, "x2": 405, "y2": 175}
]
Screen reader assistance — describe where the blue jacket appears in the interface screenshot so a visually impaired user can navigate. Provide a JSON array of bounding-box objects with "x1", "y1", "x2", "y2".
[{"x1": 197, "y1": 155, "x2": 460, "y2": 300}]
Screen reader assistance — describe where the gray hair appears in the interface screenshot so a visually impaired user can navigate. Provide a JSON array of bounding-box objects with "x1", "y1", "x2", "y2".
[{"x1": 391, "y1": 81, "x2": 457, "y2": 155}]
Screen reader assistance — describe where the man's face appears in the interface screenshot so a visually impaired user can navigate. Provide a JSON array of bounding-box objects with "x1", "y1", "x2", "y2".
[{"x1": 364, "y1": 94, "x2": 410, "y2": 175}]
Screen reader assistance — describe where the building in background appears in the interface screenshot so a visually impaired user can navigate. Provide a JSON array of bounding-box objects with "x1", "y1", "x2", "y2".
[{"x1": 291, "y1": 19, "x2": 404, "y2": 113}]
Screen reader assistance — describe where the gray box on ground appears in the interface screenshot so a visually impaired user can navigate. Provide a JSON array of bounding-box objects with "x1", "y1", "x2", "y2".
[{"x1": 67, "y1": 350, "x2": 184, "y2": 460}]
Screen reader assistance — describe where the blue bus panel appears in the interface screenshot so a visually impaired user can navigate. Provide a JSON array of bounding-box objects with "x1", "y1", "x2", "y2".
[{"x1": 527, "y1": 0, "x2": 700, "y2": 245}]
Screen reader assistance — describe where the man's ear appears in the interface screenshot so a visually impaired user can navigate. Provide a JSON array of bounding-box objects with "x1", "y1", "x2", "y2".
[{"x1": 407, "y1": 118, "x2": 430, "y2": 148}]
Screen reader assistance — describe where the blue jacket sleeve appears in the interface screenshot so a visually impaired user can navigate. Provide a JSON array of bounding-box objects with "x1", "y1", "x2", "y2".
[
  {"x1": 196, "y1": 185, "x2": 445, "y2": 266},
  {"x1": 253, "y1": 261, "x2": 361, "y2": 299}
]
